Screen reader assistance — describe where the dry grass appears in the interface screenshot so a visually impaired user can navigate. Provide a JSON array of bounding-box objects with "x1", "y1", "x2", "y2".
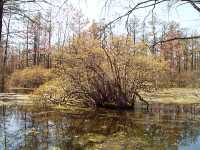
[
  {"x1": 144, "y1": 88, "x2": 200, "y2": 104},
  {"x1": 1, "y1": 88, "x2": 200, "y2": 106},
  {"x1": 0, "y1": 93, "x2": 32, "y2": 106}
]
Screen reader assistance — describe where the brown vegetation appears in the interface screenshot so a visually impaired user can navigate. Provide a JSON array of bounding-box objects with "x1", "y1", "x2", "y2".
[{"x1": 8, "y1": 66, "x2": 54, "y2": 89}]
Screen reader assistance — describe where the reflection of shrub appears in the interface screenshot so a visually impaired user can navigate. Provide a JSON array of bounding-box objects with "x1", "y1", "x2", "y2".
[{"x1": 8, "y1": 67, "x2": 54, "y2": 89}]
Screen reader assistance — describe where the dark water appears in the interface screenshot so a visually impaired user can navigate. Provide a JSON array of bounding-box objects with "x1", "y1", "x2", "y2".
[{"x1": 1, "y1": 104, "x2": 200, "y2": 150}]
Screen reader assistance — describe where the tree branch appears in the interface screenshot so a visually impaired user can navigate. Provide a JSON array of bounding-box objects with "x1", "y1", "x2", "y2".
[{"x1": 154, "y1": 35, "x2": 200, "y2": 46}]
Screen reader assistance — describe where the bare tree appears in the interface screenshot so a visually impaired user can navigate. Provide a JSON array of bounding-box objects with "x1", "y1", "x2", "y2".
[
  {"x1": 0, "y1": 0, "x2": 53, "y2": 92},
  {"x1": 126, "y1": 16, "x2": 139, "y2": 45},
  {"x1": 26, "y1": 19, "x2": 29, "y2": 67},
  {"x1": 103, "y1": 0, "x2": 200, "y2": 43},
  {"x1": 1, "y1": 8, "x2": 11, "y2": 92}
]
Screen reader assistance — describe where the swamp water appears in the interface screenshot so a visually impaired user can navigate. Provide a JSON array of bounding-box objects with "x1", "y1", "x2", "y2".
[{"x1": 0, "y1": 97, "x2": 200, "y2": 150}]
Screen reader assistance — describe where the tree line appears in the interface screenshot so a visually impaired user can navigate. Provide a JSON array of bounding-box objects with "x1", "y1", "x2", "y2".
[{"x1": 1, "y1": 0, "x2": 200, "y2": 94}]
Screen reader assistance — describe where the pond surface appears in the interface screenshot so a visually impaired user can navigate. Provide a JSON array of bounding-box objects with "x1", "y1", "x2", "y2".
[{"x1": 1, "y1": 102, "x2": 200, "y2": 150}]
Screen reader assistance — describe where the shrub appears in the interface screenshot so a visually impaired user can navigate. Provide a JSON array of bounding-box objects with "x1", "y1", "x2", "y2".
[
  {"x1": 8, "y1": 66, "x2": 54, "y2": 89},
  {"x1": 35, "y1": 35, "x2": 169, "y2": 109},
  {"x1": 54, "y1": 46, "x2": 169, "y2": 109}
]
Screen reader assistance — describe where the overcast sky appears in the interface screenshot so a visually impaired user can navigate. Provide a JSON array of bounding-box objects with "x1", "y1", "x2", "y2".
[
  {"x1": 6, "y1": 0, "x2": 200, "y2": 50},
  {"x1": 78, "y1": 0, "x2": 200, "y2": 32}
]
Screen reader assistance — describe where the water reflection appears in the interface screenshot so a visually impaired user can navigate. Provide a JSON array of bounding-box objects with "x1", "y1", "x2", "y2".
[{"x1": 0, "y1": 104, "x2": 200, "y2": 150}]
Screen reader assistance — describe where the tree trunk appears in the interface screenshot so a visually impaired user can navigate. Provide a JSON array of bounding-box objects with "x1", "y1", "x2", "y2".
[
  {"x1": 47, "y1": 17, "x2": 52, "y2": 68},
  {"x1": 26, "y1": 20, "x2": 29, "y2": 67},
  {"x1": 0, "y1": 0, "x2": 4, "y2": 92},
  {"x1": 191, "y1": 51, "x2": 194, "y2": 71},
  {"x1": 33, "y1": 34, "x2": 37, "y2": 66},
  {"x1": 1, "y1": 4, "x2": 11, "y2": 93},
  {"x1": 0, "y1": 0, "x2": 3, "y2": 43}
]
